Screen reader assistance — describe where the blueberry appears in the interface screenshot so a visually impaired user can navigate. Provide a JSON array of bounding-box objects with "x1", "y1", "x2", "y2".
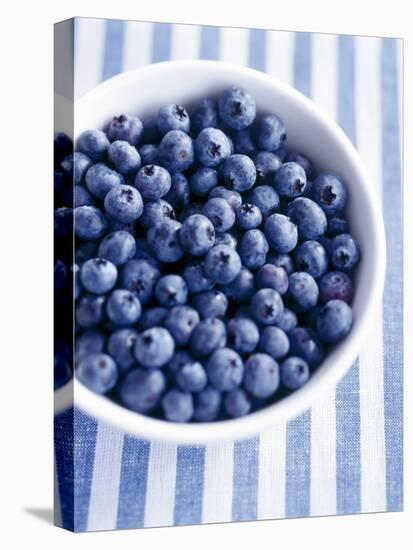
[
  {"x1": 54, "y1": 207, "x2": 73, "y2": 238},
  {"x1": 76, "y1": 353, "x2": 118, "y2": 394},
  {"x1": 274, "y1": 162, "x2": 307, "y2": 199},
  {"x1": 106, "y1": 289, "x2": 142, "y2": 326},
  {"x1": 192, "y1": 289, "x2": 228, "y2": 319},
  {"x1": 218, "y1": 87, "x2": 256, "y2": 130},
  {"x1": 208, "y1": 186, "x2": 242, "y2": 209},
  {"x1": 287, "y1": 197, "x2": 327, "y2": 240},
  {"x1": 253, "y1": 151, "x2": 282, "y2": 184},
  {"x1": 264, "y1": 214, "x2": 298, "y2": 253},
  {"x1": 139, "y1": 143, "x2": 158, "y2": 166},
  {"x1": 176, "y1": 361, "x2": 207, "y2": 393},
  {"x1": 74, "y1": 185, "x2": 96, "y2": 208},
  {"x1": 120, "y1": 368, "x2": 166, "y2": 413},
  {"x1": 73, "y1": 264, "x2": 82, "y2": 299},
  {"x1": 189, "y1": 167, "x2": 218, "y2": 197},
  {"x1": 75, "y1": 329, "x2": 106, "y2": 361},
  {"x1": 230, "y1": 129, "x2": 256, "y2": 156},
  {"x1": 134, "y1": 164, "x2": 171, "y2": 201},
  {"x1": 247, "y1": 185, "x2": 280, "y2": 217},
  {"x1": 76, "y1": 294, "x2": 106, "y2": 328},
  {"x1": 165, "y1": 173, "x2": 191, "y2": 209},
  {"x1": 54, "y1": 354, "x2": 72, "y2": 390},
  {"x1": 327, "y1": 215, "x2": 349, "y2": 236},
  {"x1": 227, "y1": 317, "x2": 259, "y2": 354},
  {"x1": 183, "y1": 261, "x2": 215, "y2": 294},
  {"x1": 190, "y1": 98, "x2": 218, "y2": 133},
  {"x1": 155, "y1": 274, "x2": 188, "y2": 307},
  {"x1": 107, "y1": 140, "x2": 141, "y2": 176},
  {"x1": 219, "y1": 267, "x2": 256, "y2": 304},
  {"x1": 312, "y1": 173, "x2": 348, "y2": 216},
  {"x1": 201, "y1": 197, "x2": 235, "y2": 233},
  {"x1": 190, "y1": 318, "x2": 226, "y2": 358},
  {"x1": 280, "y1": 357, "x2": 310, "y2": 390},
  {"x1": 275, "y1": 308, "x2": 297, "y2": 333},
  {"x1": 258, "y1": 326, "x2": 290, "y2": 359},
  {"x1": 98, "y1": 231, "x2": 136, "y2": 266},
  {"x1": 319, "y1": 271, "x2": 353, "y2": 303},
  {"x1": 194, "y1": 386, "x2": 222, "y2": 422},
  {"x1": 266, "y1": 252, "x2": 295, "y2": 274},
  {"x1": 134, "y1": 238, "x2": 160, "y2": 266},
  {"x1": 80, "y1": 257, "x2": 117, "y2": 294},
  {"x1": 239, "y1": 229, "x2": 269, "y2": 270},
  {"x1": 274, "y1": 146, "x2": 288, "y2": 161},
  {"x1": 107, "y1": 114, "x2": 143, "y2": 145},
  {"x1": 289, "y1": 327, "x2": 324, "y2": 367},
  {"x1": 224, "y1": 389, "x2": 251, "y2": 418},
  {"x1": 162, "y1": 389, "x2": 194, "y2": 422},
  {"x1": 316, "y1": 299, "x2": 353, "y2": 343},
  {"x1": 285, "y1": 151, "x2": 313, "y2": 177},
  {"x1": 74, "y1": 206, "x2": 107, "y2": 241},
  {"x1": 250, "y1": 288, "x2": 284, "y2": 325},
  {"x1": 119, "y1": 259, "x2": 161, "y2": 306},
  {"x1": 158, "y1": 130, "x2": 194, "y2": 172},
  {"x1": 134, "y1": 327, "x2": 175, "y2": 368},
  {"x1": 106, "y1": 216, "x2": 137, "y2": 237},
  {"x1": 107, "y1": 328, "x2": 139, "y2": 371},
  {"x1": 104, "y1": 184, "x2": 143, "y2": 223},
  {"x1": 77, "y1": 129, "x2": 110, "y2": 161},
  {"x1": 61, "y1": 152, "x2": 92, "y2": 185},
  {"x1": 195, "y1": 128, "x2": 231, "y2": 168},
  {"x1": 287, "y1": 272, "x2": 319, "y2": 313},
  {"x1": 147, "y1": 220, "x2": 184, "y2": 263},
  {"x1": 256, "y1": 264, "x2": 289, "y2": 294},
  {"x1": 166, "y1": 351, "x2": 194, "y2": 380},
  {"x1": 294, "y1": 240, "x2": 328, "y2": 279},
  {"x1": 203, "y1": 244, "x2": 241, "y2": 284},
  {"x1": 75, "y1": 241, "x2": 99, "y2": 265},
  {"x1": 180, "y1": 214, "x2": 215, "y2": 256},
  {"x1": 214, "y1": 232, "x2": 238, "y2": 249},
  {"x1": 222, "y1": 154, "x2": 256, "y2": 192},
  {"x1": 206, "y1": 347, "x2": 244, "y2": 391},
  {"x1": 329, "y1": 233, "x2": 360, "y2": 272},
  {"x1": 137, "y1": 307, "x2": 168, "y2": 331},
  {"x1": 140, "y1": 199, "x2": 176, "y2": 229},
  {"x1": 254, "y1": 114, "x2": 286, "y2": 151},
  {"x1": 54, "y1": 260, "x2": 67, "y2": 291},
  {"x1": 157, "y1": 104, "x2": 190, "y2": 135},
  {"x1": 164, "y1": 305, "x2": 200, "y2": 346},
  {"x1": 85, "y1": 163, "x2": 124, "y2": 199},
  {"x1": 244, "y1": 353, "x2": 280, "y2": 398},
  {"x1": 235, "y1": 203, "x2": 262, "y2": 231},
  {"x1": 54, "y1": 132, "x2": 73, "y2": 163}
]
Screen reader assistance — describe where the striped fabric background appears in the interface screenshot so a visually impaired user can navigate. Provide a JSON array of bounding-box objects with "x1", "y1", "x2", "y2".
[{"x1": 54, "y1": 18, "x2": 403, "y2": 532}]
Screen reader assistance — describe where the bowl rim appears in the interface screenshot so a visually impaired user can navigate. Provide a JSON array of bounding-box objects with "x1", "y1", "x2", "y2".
[{"x1": 62, "y1": 59, "x2": 386, "y2": 444}]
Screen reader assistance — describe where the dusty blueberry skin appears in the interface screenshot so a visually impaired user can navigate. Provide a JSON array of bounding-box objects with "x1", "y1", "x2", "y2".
[
  {"x1": 274, "y1": 161, "x2": 308, "y2": 199},
  {"x1": 192, "y1": 289, "x2": 228, "y2": 319},
  {"x1": 180, "y1": 214, "x2": 215, "y2": 256},
  {"x1": 107, "y1": 140, "x2": 141, "y2": 176},
  {"x1": 319, "y1": 270, "x2": 354, "y2": 303},
  {"x1": 76, "y1": 353, "x2": 118, "y2": 394},
  {"x1": 106, "y1": 289, "x2": 142, "y2": 326},
  {"x1": 119, "y1": 259, "x2": 161, "y2": 306},
  {"x1": 77, "y1": 129, "x2": 110, "y2": 162},
  {"x1": 164, "y1": 306, "x2": 200, "y2": 346},
  {"x1": 139, "y1": 143, "x2": 159, "y2": 166},
  {"x1": 194, "y1": 386, "x2": 222, "y2": 422},
  {"x1": 247, "y1": 185, "x2": 280, "y2": 217},
  {"x1": 85, "y1": 163, "x2": 124, "y2": 199},
  {"x1": 239, "y1": 229, "x2": 269, "y2": 271},
  {"x1": 254, "y1": 113, "x2": 286, "y2": 151},
  {"x1": 137, "y1": 307, "x2": 168, "y2": 331},
  {"x1": 287, "y1": 272, "x2": 319, "y2": 313},
  {"x1": 312, "y1": 173, "x2": 348, "y2": 216},
  {"x1": 157, "y1": 104, "x2": 190, "y2": 135},
  {"x1": 286, "y1": 151, "x2": 313, "y2": 178},
  {"x1": 76, "y1": 294, "x2": 106, "y2": 328},
  {"x1": 166, "y1": 173, "x2": 191, "y2": 209},
  {"x1": 190, "y1": 318, "x2": 227, "y2": 358},
  {"x1": 134, "y1": 164, "x2": 171, "y2": 200},
  {"x1": 294, "y1": 240, "x2": 328, "y2": 279},
  {"x1": 195, "y1": 128, "x2": 232, "y2": 167},
  {"x1": 219, "y1": 267, "x2": 256, "y2": 304},
  {"x1": 214, "y1": 232, "x2": 238, "y2": 249},
  {"x1": 158, "y1": 130, "x2": 194, "y2": 172},
  {"x1": 107, "y1": 114, "x2": 143, "y2": 145},
  {"x1": 206, "y1": 347, "x2": 244, "y2": 391},
  {"x1": 264, "y1": 213, "x2": 298, "y2": 254},
  {"x1": 218, "y1": 87, "x2": 256, "y2": 130},
  {"x1": 250, "y1": 288, "x2": 284, "y2": 325},
  {"x1": 176, "y1": 361, "x2": 207, "y2": 393},
  {"x1": 155, "y1": 274, "x2": 188, "y2": 307},
  {"x1": 235, "y1": 203, "x2": 262, "y2": 231},
  {"x1": 256, "y1": 264, "x2": 289, "y2": 294},
  {"x1": 183, "y1": 261, "x2": 215, "y2": 294},
  {"x1": 276, "y1": 308, "x2": 298, "y2": 333},
  {"x1": 316, "y1": 299, "x2": 353, "y2": 343},
  {"x1": 327, "y1": 215, "x2": 349, "y2": 236},
  {"x1": 189, "y1": 167, "x2": 218, "y2": 197},
  {"x1": 288, "y1": 327, "x2": 325, "y2": 367},
  {"x1": 259, "y1": 326, "x2": 290, "y2": 359},
  {"x1": 329, "y1": 233, "x2": 360, "y2": 272},
  {"x1": 202, "y1": 197, "x2": 235, "y2": 233},
  {"x1": 227, "y1": 318, "x2": 259, "y2": 355},
  {"x1": 231, "y1": 129, "x2": 256, "y2": 156},
  {"x1": 140, "y1": 199, "x2": 175, "y2": 229},
  {"x1": 147, "y1": 220, "x2": 184, "y2": 263},
  {"x1": 280, "y1": 356, "x2": 310, "y2": 390},
  {"x1": 74, "y1": 185, "x2": 96, "y2": 208},
  {"x1": 134, "y1": 327, "x2": 175, "y2": 368},
  {"x1": 203, "y1": 244, "x2": 242, "y2": 284},
  {"x1": 98, "y1": 231, "x2": 136, "y2": 267},
  {"x1": 120, "y1": 368, "x2": 167, "y2": 413},
  {"x1": 162, "y1": 389, "x2": 194, "y2": 423},
  {"x1": 191, "y1": 98, "x2": 218, "y2": 134},
  {"x1": 253, "y1": 151, "x2": 282, "y2": 184},
  {"x1": 224, "y1": 389, "x2": 251, "y2": 418},
  {"x1": 104, "y1": 184, "x2": 144, "y2": 223},
  {"x1": 107, "y1": 328, "x2": 139, "y2": 371},
  {"x1": 222, "y1": 154, "x2": 257, "y2": 192},
  {"x1": 287, "y1": 197, "x2": 327, "y2": 240},
  {"x1": 244, "y1": 353, "x2": 280, "y2": 399},
  {"x1": 80, "y1": 257, "x2": 117, "y2": 294},
  {"x1": 75, "y1": 329, "x2": 106, "y2": 361},
  {"x1": 61, "y1": 152, "x2": 92, "y2": 185}
]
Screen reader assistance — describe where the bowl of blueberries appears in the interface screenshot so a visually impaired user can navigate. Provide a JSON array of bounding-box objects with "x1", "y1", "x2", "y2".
[{"x1": 58, "y1": 60, "x2": 385, "y2": 443}]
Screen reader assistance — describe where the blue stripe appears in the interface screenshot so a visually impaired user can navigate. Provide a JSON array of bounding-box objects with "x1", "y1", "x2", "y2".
[
  {"x1": 116, "y1": 437, "x2": 151, "y2": 529},
  {"x1": 102, "y1": 19, "x2": 125, "y2": 81},
  {"x1": 200, "y1": 25, "x2": 220, "y2": 60},
  {"x1": 381, "y1": 38, "x2": 403, "y2": 512},
  {"x1": 285, "y1": 411, "x2": 311, "y2": 517},
  {"x1": 232, "y1": 437, "x2": 259, "y2": 522},
  {"x1": 54, "y1": 409, "x2": 74, "y2": 531},
  {"x1": 249, "y1": 29, "x2": 267, "y2": 71},
  {"x1": 73, "y1": 409, "x2": 98, "y2": 531},
  {"x1": 294, "y1": 32, "x2": 311, "y2": 97},
  {"x1": 152, "y1": 23, "x2": 172, "y2": 63},
  {"x1": 338, "y1": 35, "x2": 356, "y2": 145},
  {"x1": 174, "y1": 446, "x2": 206, "y2": 526}
]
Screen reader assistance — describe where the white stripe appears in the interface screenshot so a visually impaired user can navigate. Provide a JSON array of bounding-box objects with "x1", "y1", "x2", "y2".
[
  {"x1": 355, "y1": 35, "x2": 386, "y2": 513},
  {"x1": 53, "y1": 459, "x2": 62, "y2": 527},
  {"x1": 122, "y1": 21, "x2": 154, "y2": 72},
  {"x1": 87, "y1": 423, "x2": 124, "y2": 531},
  {"x1": 144, "y1": 442, "x2": 177, "y2": 527},
  {"x1": 257, "y1": 424, "x2": 286, "y2": 519},
  {"x1": 266, "y1": 31, "x2": 294, "y2": 85},
  {"x1": 219, "y1": 27, "x2": 249, "y2": 66},
  {"x1": 202, "y1": 441, "x2": 234, "y2": 524},
  {"x1": 74, "y1": 18, "x2": 106, "y2": 98},
  {"x1": 309, "y1": 33, "x2": 338, "y2": 517},
  {"x1": 170, "y1": 24, "x2": 200, "y2": 60}
]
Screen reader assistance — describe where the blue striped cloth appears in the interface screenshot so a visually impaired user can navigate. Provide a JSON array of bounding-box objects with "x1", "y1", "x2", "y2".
[{"x1": 55, "y1": 18, "x2": 403, "y2": 532}]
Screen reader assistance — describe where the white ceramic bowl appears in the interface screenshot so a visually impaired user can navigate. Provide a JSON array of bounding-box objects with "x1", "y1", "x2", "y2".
[{"x1": 65, "y1": 60, "x2": 386, "y2": 443}]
